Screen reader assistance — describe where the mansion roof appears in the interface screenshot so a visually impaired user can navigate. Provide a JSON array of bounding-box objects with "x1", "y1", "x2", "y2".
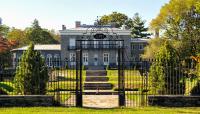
[
  {"x1": 12, "y1": 44, "x2": 61, "y2": 51},
  {"x1": 131, "y1": 38, "x2": 149, "y2": 43},
  {"x1": 59, "y1": 27, "x2": 131, "y2": 35}
]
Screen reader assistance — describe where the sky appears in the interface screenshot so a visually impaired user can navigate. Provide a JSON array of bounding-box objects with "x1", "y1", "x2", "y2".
[{"x1": 0, "y1": 0, "x2": 170, "y2": 31}]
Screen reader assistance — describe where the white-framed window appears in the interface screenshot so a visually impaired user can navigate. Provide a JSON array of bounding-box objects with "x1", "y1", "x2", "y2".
[
  {"x1": 103, "y1": 53, "x2": 109, "y2": 65},
  {"x1": 47, "y1": 54, "x2": 53, "y2": 67},
  {"x1": 82, "y1": 40, "x2": 88, "y2": 48},
  {"x1": 83, "y1": 53, "x2": 88, "y2": 65},
  {"x1": 94, "y1": 39, "x2": 98, "y2": 48},
  {"x1": 70, "y1": 53, "x2": 76, "y2": 65},
  {"x1": 139, "y1": 54, "x2": 143, "y2": 61},
  {"x1": 103, "y1": 40, "x2": 109, "y2": 48},
  {"x1": 131, "y1": 44, "x2": 136, "y2": 50},
  {"x1": 69, "y1": 38, "x2": 75, "y2": 49},
  {"x1": 116, "y1": 41, "x2": 122, "y2": 48},
  {"x1": 54, "y1": 54, "x2": 60, "y2": 67}
]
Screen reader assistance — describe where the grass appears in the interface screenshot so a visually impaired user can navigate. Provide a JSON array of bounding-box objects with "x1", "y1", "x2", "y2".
[
  {"x1": 0, "y1": 107, "x2": 200, "y2": 114},
  {"x1": 48, "y1": 69, "x2": 86, "y2": 92},
  {"x1": 50, "y1": 69, "x2": 86, "y2": 82},
  {"x1": 107, "y1": 70, "x2": 145, "y2": 91},
  {"x1": 185, "y1": 79, "x2": 198, "y2": 95}
]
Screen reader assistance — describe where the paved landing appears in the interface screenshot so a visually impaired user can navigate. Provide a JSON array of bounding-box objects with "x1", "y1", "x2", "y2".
[{"x1": 83, "y1": 95, "x2": 119, "y2": 108}]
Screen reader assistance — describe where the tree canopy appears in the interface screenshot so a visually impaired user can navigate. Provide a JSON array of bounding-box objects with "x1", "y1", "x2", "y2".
[
  {"x1": 150, "y1": 0, "x2": 200, "y2": 37},
  {"x1": 149, "y1": 0, "x2": 200, "y2": 59},
  {"x1": 7, "y1": 28, "x2": 28, "y2": 47},
  {"x1": 26, "y1": 19, "x2": 59, "y2": 44},
  {"x1": 100, "y1": 12, "x2": 128, "y2": 28},
  {"x1": 0, "y1": 25, "x2": 9, "y2": 38},
  {"x1": 100, "y1": 12, "x2": 151, "y2": 38}
]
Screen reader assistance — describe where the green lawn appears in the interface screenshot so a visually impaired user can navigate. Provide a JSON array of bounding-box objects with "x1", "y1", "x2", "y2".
[
  {"x1": 0, "y1": 107, "x2": 200, "y2": 114},
  {"x1": 107, "y1": 70, "x2": 146, "y2": 91}
]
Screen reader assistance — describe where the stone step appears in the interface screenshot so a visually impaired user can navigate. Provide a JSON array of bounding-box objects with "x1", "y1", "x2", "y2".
[
  {"x1": 84, "y1": 82, "x2": 113, "y2": 90},
  {"x1": 86, "y1": 70, "x2": 107, "y2": 76},
  {"x1": 85, "y1": 76, "x2": 109, "y2": 82},
  {"x1": 83, "y1": 92, "x2": 118, "y2": 95},
  {"x1": 87, "y1": 66, "x2": 105, "y2": 70}
]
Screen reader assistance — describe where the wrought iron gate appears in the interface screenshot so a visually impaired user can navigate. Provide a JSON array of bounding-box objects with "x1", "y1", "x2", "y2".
[
  {"x1": 75, "y1": 39, "x2": 126, "y2": 107},
  {"x1": 75, "y1": 47, "x2": 83, "y2": 107}
]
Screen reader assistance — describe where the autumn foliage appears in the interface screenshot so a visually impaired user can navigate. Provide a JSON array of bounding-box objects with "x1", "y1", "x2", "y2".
[{"x1": 0, "y1": 35, "x2": 17, "y2": 53}]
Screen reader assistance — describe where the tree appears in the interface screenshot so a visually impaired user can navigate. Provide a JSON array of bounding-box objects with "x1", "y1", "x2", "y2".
[
  {"x1": 130, "y1": 13, "x2": 151, "y2": 38},
  {"x1": 0, "y1": 36, "x2": 10, "y2": 53},
  {"x1": 26, "y1": 19, "x2": 58, "y2": 44},
  {"x1": 141, "y1": 38, "x2": 165, "y2": 59},
  {"x1": 149, "y1": 41, "x2": 184, "y2": 94},
  {"x1": 49, "y1": 29, "x2": 61, "y2": 43},
  {"x1": 32, "y1": 19, "x2": 41, "y2": 29},
  {"x1": 179, "y1": 6, "x2": 200, "y2": 58},
  {"x1": 100, "y1": 12, "x2": 128, "y2": 28},
  {"x1": 150, "y1": 0, "x2": 200, "y2": 59},
  {"x1": 14, "y1": 43, "x2": 48, "y2": 95},
  {"x1": 0, "y1": 25, "x2": 9, "y2": 38},
  {"x1": 0, "y1": 35, "x2": 17, "y2": 67},
  {"x1": 7, "y1": 28, "x2": 29, "y2": 47},
  {"x1": 0, "y1": 35, "x2": 10, "y2": 68}
]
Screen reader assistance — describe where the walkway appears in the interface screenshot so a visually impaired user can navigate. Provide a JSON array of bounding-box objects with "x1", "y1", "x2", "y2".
[{"x1": 83, "y1": 95, "x2": 118, "y2": 108}]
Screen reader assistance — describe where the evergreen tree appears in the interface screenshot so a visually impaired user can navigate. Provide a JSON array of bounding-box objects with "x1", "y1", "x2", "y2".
[
  {"x1": 26, "y1": 19, "x2": 58, "y2": 44},
  {"x1": 14, "y1": 43, "x2": 48, "y2": 95},
  {"x1": 131, "y1": 13, "x2": 150, "y2": 38}
]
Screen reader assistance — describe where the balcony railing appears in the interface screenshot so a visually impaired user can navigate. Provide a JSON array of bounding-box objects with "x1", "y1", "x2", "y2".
[{"x1": 68, "y1": 44, "x2": 124, "y2": 50}]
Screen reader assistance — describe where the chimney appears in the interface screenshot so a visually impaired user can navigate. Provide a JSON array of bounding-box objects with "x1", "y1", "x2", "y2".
[
  {"x1": 75, "y1": 21, "x2": 81, "y2": 28},
  {"x1": 62, "y1": 25, "x2": 66, "y2": 30}
]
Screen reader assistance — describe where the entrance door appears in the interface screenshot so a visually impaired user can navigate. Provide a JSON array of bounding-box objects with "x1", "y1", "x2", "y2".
[
  {"x1": 103, "y1": 53, "x2": 109, "y2": 65},
  {"x1": 94, "y1": 54, "x2": 98, "y2": 66},
  {"x1": 83, "y1": 53, "x2": 88, "y2": 65}
]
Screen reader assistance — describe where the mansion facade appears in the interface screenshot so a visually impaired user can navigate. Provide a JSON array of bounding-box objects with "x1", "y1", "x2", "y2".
[{"x1": 11, "y1": 22, "x2": 148, "y2": 68}]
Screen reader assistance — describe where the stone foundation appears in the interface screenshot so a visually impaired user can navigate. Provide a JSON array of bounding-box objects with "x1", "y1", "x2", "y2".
[
  {"x1": 0, "y1": 95, "x2": 55, "y2": 107},
  {"x1": 148, "y1": 95, "x2": 200, "y2": 107}
]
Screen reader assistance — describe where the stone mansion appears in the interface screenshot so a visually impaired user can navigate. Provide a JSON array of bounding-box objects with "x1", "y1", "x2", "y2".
[{"x1": 12, "y1": 21, "x2": 148, "y2": 68}]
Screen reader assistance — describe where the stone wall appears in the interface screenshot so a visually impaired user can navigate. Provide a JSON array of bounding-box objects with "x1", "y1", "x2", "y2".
[
  {"x1": 148, "y1": 95, "x2": 200, "y2": 107},
  {"x1": 0, "y1": 95, "x2": 56, "y2": 107}
]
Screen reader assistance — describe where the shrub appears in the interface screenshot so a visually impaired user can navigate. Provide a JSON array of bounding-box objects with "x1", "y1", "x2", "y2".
[
  {"x1": 14, "y1": 43, "x2": 48, "y2": 95},
  {"x1": 0, "y1": 88, "x2": 8, "y2": 95},
  {"x1": 149, "y1": 41, "x2": 184, "y2": 94}
]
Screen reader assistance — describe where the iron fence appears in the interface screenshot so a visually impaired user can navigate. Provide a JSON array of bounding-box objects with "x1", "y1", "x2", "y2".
[
  {"x1": 0, "y1": 59, "x2": 200, "y2": 107},
  {"x1": 123, "y1": 59, "x2": 200, "y2": 107},
  {"x1": 0, "y1": 60, "x2": 79, "y2": 106}
]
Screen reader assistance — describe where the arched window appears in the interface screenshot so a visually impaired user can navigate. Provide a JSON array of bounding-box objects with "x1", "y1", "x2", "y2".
[
  {"x1": 54, "y1": 54, "x2": 60, "y2": 67},
  {"x1": 47, "y1": 54, "x2": 52, "y2": 67}
]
